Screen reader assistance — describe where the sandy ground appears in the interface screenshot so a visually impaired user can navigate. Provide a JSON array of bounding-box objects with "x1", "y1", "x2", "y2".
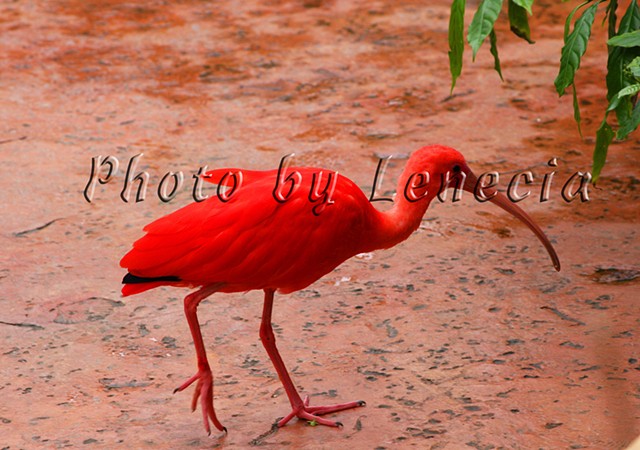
[{"x1": 1, "y1": 1, "x2": 638, "y2": 449}]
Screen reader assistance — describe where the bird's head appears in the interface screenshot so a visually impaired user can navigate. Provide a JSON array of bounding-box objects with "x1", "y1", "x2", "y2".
[{"x1": 403, "y1": 145, "x2": 560, "y2": 271}]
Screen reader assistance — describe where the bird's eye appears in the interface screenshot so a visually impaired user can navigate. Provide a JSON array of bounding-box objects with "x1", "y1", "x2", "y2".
[{"x1": 452, "y1": 164, "x2": 461, "y2": 173}]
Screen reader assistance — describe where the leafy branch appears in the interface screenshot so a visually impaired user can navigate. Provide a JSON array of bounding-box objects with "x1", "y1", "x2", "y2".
[{"x1": 448, "y1": 0, "x2": 640, "y2": 183}]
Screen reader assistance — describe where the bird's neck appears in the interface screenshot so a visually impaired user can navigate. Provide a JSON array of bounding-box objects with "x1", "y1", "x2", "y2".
[{"x1": 367, "y1": 166, "x2": 436, "y2": 251}]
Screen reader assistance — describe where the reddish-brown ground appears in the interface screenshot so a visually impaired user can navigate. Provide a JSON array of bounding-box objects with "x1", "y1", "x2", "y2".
[{"x1": 1, "y1": 1, "x2": 638, "y2": 449}]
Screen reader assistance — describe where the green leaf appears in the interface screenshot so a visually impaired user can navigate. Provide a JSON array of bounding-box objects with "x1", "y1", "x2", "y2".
[
  {"x1": 617, "y1": 100, "x2": 640, "y2": 139},
  {"x1": 606, "y1": 1, "x2": 640, "y2": 124},
  {"x1": 489, "y1": 28, "x2": 504, "y2": 80},
  {"x1": 509, "y1": 0, "x2": 534, "y2": 43},
  {"x1": 607, "y1": 29, "x2": 640, "y2": 47},
  {"x1": 554, "y1": 2, "x2": 599, "y2": 96},
  {"x1": 616, "y1": 0, "x2": 640, "y2": 36},
  {"x1": 572, "y1": 84, "x2": 583, "y2": 137},
  {"x1": 449, "y1": 0, "x2": 466, "y2": 93},
  {"x1": 617, "y1": 83, "x2": 640, "y2": 98},
  {"x1": 564, "y1": 1, "x2": 591, "y2": 43},
  {"x1": 598, "y1": 1, "x2": 640, "y2": 182},
  {"x1": 592, "y1": 119, "x2": 615, "y2": 183},
  {"x1": 628, "y1": 56, "x2": 640, "y2": 80},
  {"x1": 511, "y1": 0, "x2": 533, "y2": 15},
  {"x1": 607, "y1": 91, "x2": 622, "y2": 112},
  {"x1": 604, "y1": 0, "x2": 618, "y2": 38},
  {"x1": 468, "y1": 0, "x2": 504, "y2": 60}
]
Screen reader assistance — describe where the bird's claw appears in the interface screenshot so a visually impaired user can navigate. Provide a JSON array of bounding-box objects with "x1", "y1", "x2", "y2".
[
  {"x1": 277, "y1": 396, "x2": 366, "y2": 428},
  {"x1": 174, "y1": 368, "x2": 226, "y2": 435}
]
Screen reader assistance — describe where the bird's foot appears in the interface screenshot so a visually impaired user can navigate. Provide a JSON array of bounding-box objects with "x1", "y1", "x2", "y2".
[
  {"x1": 277, "y1": 395, "x2": 366, "y2": 428},
  {"x1": 174, "y1": 368, "x2": 227, "y2": 435}
]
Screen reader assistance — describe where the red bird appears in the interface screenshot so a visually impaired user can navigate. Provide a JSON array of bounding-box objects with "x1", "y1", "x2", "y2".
[{"x1": 120, "y1": 145, "x2": 560, "y2": 435}]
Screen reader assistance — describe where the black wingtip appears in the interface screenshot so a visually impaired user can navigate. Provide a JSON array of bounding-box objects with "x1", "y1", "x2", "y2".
[{"x1": 122, "y1": 273, "x2": 181, "y2": 284}]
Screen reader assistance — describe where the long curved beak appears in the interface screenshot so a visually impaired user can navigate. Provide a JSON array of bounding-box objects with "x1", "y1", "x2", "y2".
[{"x1": 462, "y1": 168, "x2": 561, "y2": 271}]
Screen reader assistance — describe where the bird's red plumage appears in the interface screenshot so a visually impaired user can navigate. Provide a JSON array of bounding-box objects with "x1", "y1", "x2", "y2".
[{"x1": 120, "y1": 167, "x2": 378, "y2": 295}]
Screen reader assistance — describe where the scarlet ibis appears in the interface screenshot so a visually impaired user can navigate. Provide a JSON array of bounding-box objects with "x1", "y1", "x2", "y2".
[{"x1": 120, "y1": 145, "x2": 560, "y2": 434}]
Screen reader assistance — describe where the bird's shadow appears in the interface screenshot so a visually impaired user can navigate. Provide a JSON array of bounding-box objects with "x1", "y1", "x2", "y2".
[{"x1": 248, "y1": 419, "x2": 281, "y2": 446}]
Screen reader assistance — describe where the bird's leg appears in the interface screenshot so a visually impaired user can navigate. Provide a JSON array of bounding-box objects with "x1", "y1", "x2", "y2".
[
  {"x1": 173, "y1": 284, "x2": 226, "y2": 435},
  {"x1": 259, "y1": 289, "x2": 365, "y2": 428}
]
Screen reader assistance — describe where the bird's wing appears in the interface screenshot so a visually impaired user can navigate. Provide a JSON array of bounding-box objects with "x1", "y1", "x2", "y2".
[{"x1": 120, "y1": 167, "x2": 374, "y2": 294}]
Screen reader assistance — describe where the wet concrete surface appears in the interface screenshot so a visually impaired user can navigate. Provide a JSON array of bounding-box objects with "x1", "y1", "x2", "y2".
[{"x1": 1, "y1": 1, "x2": 638, "y2": 448}]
